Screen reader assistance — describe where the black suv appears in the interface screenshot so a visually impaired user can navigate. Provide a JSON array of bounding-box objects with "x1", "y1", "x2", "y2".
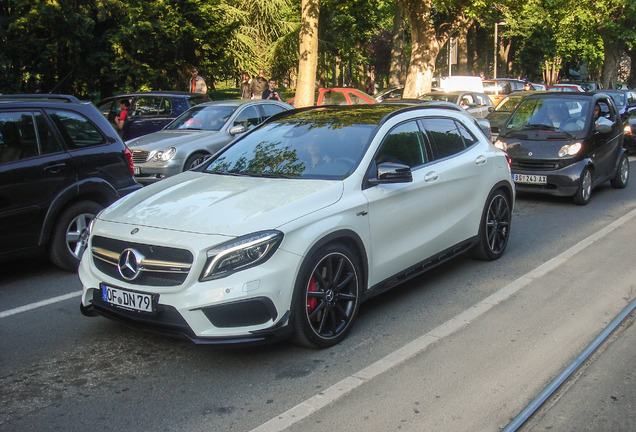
[
  {"x1": 0, "y1": 94, "x2": 141, "y2": 270},
  {"x1": 97, "y1": 91, "x2": 210, "y2": 141}
]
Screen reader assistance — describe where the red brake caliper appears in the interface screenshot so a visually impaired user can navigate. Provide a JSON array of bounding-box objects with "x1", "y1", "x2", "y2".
[{"x1": 306, "y1": 276, "x2": 318, "y2": 320}]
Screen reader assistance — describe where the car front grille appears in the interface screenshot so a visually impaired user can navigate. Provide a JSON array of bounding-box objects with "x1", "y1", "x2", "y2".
[
  {"x1": 511, "y1": 160, "x2": 564, "y2": 171},
  {"x1": 91, "y1": 236, "x2": 194, "y2": 286},
  {"x1": 132, "y1": 150, "x2": 150, "y2": 164}
]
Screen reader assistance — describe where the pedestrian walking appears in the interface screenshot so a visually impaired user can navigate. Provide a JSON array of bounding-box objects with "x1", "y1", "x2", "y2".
[
  {"x1": 187, "y1": 67, "x2": 207, "y2": 94},
  {"x1": 250, "y1": 69, "x2": 268, "y2": 99},
  {"x1": 240, "y1": 72, "x2": 251, "y2": 99}
]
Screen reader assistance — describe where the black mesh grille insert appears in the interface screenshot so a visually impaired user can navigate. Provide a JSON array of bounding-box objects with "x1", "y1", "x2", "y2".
[{"x1": 201, "y1": 297, "x2": 278, "y2": 328}]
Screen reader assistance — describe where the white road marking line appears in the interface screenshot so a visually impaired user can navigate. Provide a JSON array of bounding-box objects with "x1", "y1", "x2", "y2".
[
  {"x1": 0, "y1": 291, "x2": 82, "y2": 319},
  {"x1": 249, "y1": 207, "x2": 636, "y2": 432}
]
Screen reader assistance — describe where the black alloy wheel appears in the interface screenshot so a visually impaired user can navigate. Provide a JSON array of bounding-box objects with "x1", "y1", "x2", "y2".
[
  {"x1": 292, "y1": 243, "x2": 361, "y2": 349},
  {"x1": 184, "y1": 152, "x2": 209, "y2": 171},
  {"x1": 472, "y1": 190, "x2": 511, "y2": 260}
]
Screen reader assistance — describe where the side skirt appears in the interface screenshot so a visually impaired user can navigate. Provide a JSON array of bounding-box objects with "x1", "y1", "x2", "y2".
[{"x1": 361, "y1": 237, "x2": 477, "y2": 302}]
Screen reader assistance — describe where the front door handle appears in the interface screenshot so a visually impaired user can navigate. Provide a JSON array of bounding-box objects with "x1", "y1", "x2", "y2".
[
  {"x1": 43, "y1": 163, "x2": 67, "y2": 174},
  {"x1": 424, "y1": 171, "x2": 439, "y2": 182}
]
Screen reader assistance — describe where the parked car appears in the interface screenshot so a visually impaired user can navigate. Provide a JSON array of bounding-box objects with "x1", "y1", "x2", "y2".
[
  {"x1": 494, "y1": 92, "x2": 628, "y2": 204},
  {"x1": 375, "y1": 86, "x2": 404, "y2": 102},
  {"x1": 79, "y1": 103, "x2": 514, "y2": 348},
  {"x1": 593, "y1": 89, "x2": 636, "y2": 152},
  {"x1": 486, "y1": 91, "x2": 548, "y2": 140},
  {"x1": 97, "y1": 91, "x2": 210, "y2": 141},
  {"x1": 548, "y1": 84, "x2": 585, "y2": 92},
  {"x1": 496, "y1": 78, "x2": 526, "y2": 92},
  {"x1": 482, "y1": 79, "x2": 512, "y2": 106},
  {"x1": 563, "y1": 80, "x2": 603, "y2": 91},
  {"x1": 288, "y1": 88, "x2": 376, "y2": 106},
  {"x1": 128, "y1": 99, "x2": 293, "y2": 185},
  {"x1": 0, "y1": 94, "x2": 141, "y2": 270},
  {"x1": 418, "y1": 91, "x2": 495, "y2": 118}
]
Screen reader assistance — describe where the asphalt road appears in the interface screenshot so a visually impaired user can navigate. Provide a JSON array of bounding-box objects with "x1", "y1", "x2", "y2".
[{"x1": 1, "y1": 165, "x2": 635, "y2": 432}]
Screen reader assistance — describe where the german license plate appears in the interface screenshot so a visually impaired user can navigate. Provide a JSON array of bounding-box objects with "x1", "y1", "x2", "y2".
[
  {"x1": 100, "y1": 283, "x2": 155, "y2": 313},
  {"x1": 514, "y1": 174, "x2": 547, "y2": 185},
  {"x1": 133, "y1": 166, "x2": 140, "y2": 175}
]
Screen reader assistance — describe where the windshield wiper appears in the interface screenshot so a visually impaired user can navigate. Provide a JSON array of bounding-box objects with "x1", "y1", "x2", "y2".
[
  {"x1": 524, "y1": 123, "x2": 557, "y2": 130},
  {"x1": 241, "y1": 171, "x2": 298, "y2": 179}
]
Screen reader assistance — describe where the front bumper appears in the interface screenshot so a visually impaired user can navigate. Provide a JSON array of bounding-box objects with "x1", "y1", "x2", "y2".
[
  {"x1": 133, "y1": 161, "x2": 183, "y2": 185},
  {"x1": 511, "y1": 159, "x2": 587, "y2": 197},
  {"x1": 78, "y1": 223, "x2": 301, "y2": 345}
]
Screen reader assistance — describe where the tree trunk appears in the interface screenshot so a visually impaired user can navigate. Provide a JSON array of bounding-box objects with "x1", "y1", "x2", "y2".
[
  {"x1": 399, "y1": 1, "x2": 441, "y2": 97},
  {"x1": 389, "y1": 5, "x2": 405, "y2": 86},
  {"x1": 295, "y1": 0, "x2": 320, "y2": 107},
  {"x1": 628, "y1": 48, "x2": 636, "y2": 89},
  {"x1": 457, "y1": 25, "x2": 469, "y2": 75},
  {"x1": 601, "y1": 38, "x2": 625, "y2": 89}
]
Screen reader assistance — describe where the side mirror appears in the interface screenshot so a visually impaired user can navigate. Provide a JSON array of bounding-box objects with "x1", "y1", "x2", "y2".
[
  {"x1": 368, "y1": 162, "x2": 413, "y2": 185},
  {"x1": 595, "y1": 116, "x2": 614, "y2": 134},
  {"x1": 229, "y1": 125, "x2": 246, "y2": 135},
  {"x1": 488, "y1": 106, "x2": 495, "y2": 113}
]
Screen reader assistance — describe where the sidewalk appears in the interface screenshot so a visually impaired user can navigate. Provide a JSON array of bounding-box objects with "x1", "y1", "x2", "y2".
[{"x1": 254, "y1": 210, "x2": 636, "y2": 432}]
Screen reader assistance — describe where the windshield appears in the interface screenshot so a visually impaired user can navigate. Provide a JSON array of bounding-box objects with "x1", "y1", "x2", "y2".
[
  {"x1": 608, "y1": 93, "x2": 625, "y2": 107},
  {"x1": 495, "y1": 94, "x2": 525, "y2": 113},
  {"x1": 204, "y1": 115, "x2": 376, "y2": 180},
  {"x1": 505, "y1": 97, "x2": 590, "y2": 135},
  {"x1": 166, "y1": 105, "x2": 235, "y2": 131}
]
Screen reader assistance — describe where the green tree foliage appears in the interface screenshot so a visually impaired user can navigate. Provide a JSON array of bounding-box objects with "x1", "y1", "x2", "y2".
[{"x1": 1, "y1": 0, "x2": 237, "y2": 98}]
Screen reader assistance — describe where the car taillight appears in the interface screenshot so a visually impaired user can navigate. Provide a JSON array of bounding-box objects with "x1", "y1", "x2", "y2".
[{"x1": 124, "y1": 148, "x2": 135, "y2": 176}]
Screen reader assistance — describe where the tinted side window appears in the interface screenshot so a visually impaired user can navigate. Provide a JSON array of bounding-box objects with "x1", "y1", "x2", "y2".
[
  {"x1": 260, "y1": 104, "x2": 287, "y2": 119},
  {"x1": 47, "y1": 109, "x2": 105, "y2": 149},
  {"x1": 421, "y1": 117, "x2": 466, "y2": 159},
  {"x1": 34, "y1": 112, "x2": 62, "y2": 155},
  {"x1": 0, "y1": 111, "x2": 39, "y2": 163},
  {"x1": 376, "y1": 121, "x2": 427, "y2": 168},
  {"x1": 456, "y1": 121, "x2": 478, "y2": 147},
  {"x1": 233, "y1": 106, "x2": 261, "y2": 130}
]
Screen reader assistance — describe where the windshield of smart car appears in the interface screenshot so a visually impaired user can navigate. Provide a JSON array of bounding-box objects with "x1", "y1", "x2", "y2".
[
  {"x1": 166, "y1": 105, "x2": 235, "y2": 131},
  {"x1": 495, "y1": 94, "x2": 525, "y2": 113},
  {"x1": 505, "y1": 97, "x2": 590, "y2": 136},
  {"x1": 204, "y1": 111, "x2": 378, "y2": 180}
]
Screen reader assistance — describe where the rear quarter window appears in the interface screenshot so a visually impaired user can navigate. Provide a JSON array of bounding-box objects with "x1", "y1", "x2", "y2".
[{"x1": 46, "y1": 109, "x2": 106, "y2": 149}]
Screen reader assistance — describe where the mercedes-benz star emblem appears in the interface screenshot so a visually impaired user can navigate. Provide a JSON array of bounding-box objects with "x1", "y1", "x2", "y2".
[{"x1": 118, "y1": 248, "x2": 144, "y2": 280}]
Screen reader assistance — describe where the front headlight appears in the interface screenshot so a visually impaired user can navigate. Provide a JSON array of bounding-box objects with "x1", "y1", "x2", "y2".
[
  {"x1": 558, "y1": 142, "x2": 582, "y2": 157},
  {"x1": 199, "y1": 230, "x2": 284, "y2": 281},
  {"x1": 625, "y1": 125, "x2": 632, "y2": 136},
  {"x1": 152, "y1": 147, "x2": 177, "y2": 162},
  {"x1": 494, "y1": 139, "x2": 507, "y2": 151}
]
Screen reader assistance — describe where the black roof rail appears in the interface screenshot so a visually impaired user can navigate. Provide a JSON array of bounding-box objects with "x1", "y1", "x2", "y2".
[{"x1": 0, "y1": 94, "x2": 81, "y2": 103}]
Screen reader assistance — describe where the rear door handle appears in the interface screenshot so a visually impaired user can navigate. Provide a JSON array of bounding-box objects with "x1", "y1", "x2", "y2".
[
  {"x1": 43, "y1": 163, "x2": 67, "y2": 174},
  {"x1": 475, "y1": 155, "x2": 487, "y2": 165}
]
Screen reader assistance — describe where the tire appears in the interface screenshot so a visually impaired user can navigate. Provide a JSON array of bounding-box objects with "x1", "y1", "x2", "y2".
[
  {"x1": 472, "y1": 189, "x2": 511, "y2": 261},
  {"x1": 291, "y1": 243, "x2": 361, "y2": 349},
  {"x1": 184, "y1": 152, "x2": 209, "y2": 171},
  {"x1": 573, "y1": 167, "x2": 593, "y2": 205},
  {"x1": 49, "y1": 200, "x2": 102, "y2": 271},
  {"x1": 610, "y1": 154, "x2": 629, "y2": 189}
]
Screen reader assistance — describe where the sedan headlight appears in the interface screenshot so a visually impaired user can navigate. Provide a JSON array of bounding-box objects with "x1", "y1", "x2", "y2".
[
  {"x1": 494, "y1": 139, "x2": 507, "y2": 151},
  {"x1": 199, "y1": 230, "x2": 283, "y2": 281},
  {"x1": 625, "y1": 124, "x2": 632, "y2": 136},
  {"x1": 152, "y1": 147, "x2": 177, "y2": 162},
  {"x1": 558, "y1": 142, "x2": 582, "y2": 157}
]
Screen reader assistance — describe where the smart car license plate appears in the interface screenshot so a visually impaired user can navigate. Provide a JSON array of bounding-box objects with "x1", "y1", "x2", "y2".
[
  {"x1": 100, "y1": 283, "x2": 155, "y2": 313},
  {"x1": 133, "y1": 166, "x2": 140, "y2": 175},
  {"x1": 514, "y1": 174, "x2": 547, "y2": 185}
]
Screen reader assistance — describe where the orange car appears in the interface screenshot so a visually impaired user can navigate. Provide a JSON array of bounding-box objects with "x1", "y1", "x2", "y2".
[{"x1": 289, "y1": 87, "x2": 376, "y2": 106}]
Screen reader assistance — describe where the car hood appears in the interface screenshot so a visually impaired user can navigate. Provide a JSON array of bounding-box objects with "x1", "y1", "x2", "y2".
[
  {"x1": 126, "y1": 130, "x2": 220, "y2": 150},
  {"x1": 99, "y1": 171, "x2": 344, "y2": 236},
  {"x1": 504, "y1": 137, "x2": 573, "y2": 160}
]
